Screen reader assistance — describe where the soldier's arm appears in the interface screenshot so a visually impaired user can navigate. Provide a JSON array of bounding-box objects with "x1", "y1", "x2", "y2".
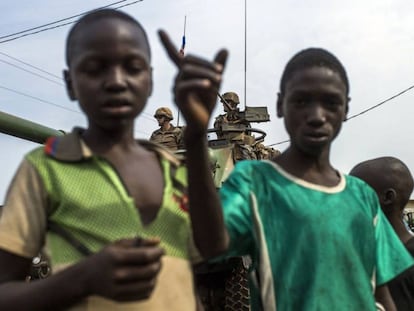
[
  {"x1": 159, "y1": 30, "x2": 229, "y2": 258},
  {"x1": 213, "y1": 115, "x2": 221, "y2": 129},
  {"x1": 176, "y1": 127, "x2": 185, "y2": 149}
]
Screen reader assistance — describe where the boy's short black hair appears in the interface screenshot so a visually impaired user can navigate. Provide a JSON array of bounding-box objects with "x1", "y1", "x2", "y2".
[
  {"x1": 351, "y1": 157, "x2": 414, "y2": 211},
  {"x1": 65, "y1": 8, "x2": 151, "y2": 66},
  {"x1": 280, "y1": 48, "x2": 349, "y2": 96}
]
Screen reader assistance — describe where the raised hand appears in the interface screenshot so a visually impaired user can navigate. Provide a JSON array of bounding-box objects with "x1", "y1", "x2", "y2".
[
  {"x1": 84, "y1": 237, "x2": 164, "y2": 302},
  {"x1": 158, "y1": 30, "x2": 228, "y2": 142}
]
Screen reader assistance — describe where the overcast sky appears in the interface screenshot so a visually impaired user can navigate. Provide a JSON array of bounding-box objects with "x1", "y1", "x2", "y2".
[{"x1": 0, "y1": 0, "x2": 414, "y2": 202}]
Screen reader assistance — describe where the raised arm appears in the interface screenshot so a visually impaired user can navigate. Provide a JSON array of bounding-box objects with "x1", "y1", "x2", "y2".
[{"x1": 158, "y1": 30, "x2": 229, "y2": 258}]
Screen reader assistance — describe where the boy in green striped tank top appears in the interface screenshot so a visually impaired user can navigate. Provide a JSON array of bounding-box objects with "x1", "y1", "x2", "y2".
[{"x1": 0, "y1": 8, "x2": 228, "y2": 311}]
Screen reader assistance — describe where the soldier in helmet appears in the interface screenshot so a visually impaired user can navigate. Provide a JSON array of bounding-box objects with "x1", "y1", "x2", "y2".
[
  {"x1": 150, "y1": 107, "x2": 184, "y2": 151},
  {"x1": 214, "y1": 92, "x2": 251, "y2": 140},
  {"x1": 219, "y1": 92, "x2": 240, "y2": 117},
  {"x1": 214, "y1": 92, "x2": 256, "y2": 161}
]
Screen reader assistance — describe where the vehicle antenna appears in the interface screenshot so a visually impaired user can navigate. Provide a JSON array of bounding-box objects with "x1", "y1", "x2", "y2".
[
  {"x1": 177, "y1": 15, "x2": 187, "y2": 127},
  {"x1": 243, "y1": 0, "x2": 247, "y2": 109}
]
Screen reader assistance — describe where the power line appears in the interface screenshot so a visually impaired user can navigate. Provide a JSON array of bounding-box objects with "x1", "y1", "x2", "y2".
[
  {"x1": 268, "y1": 83, "x2": 414, "y2": 147},
  {"x1": 0, "y1": 0, "x2": 144, "y2": 44},
  {"x1": 0, "y1": 64, "x2": 155, "y2": 122},
  {"x1": 0, "y1": 0, "x2": 156, "y2": 122},
  {"x1": 0, "y1": 52, "x2": 156, "y2": 121},
  {"x1": 0, "y1": 85, "x2": 80, "y2": 114},
  {"x1": 0, "y1": 84, "x2": 153, "y2": 137},
  {"x1": 0, "y1": 0, "x2": 129, "y2": 40},
  {"x1": 0, "y1": 59, "x2": 64, "y2": 86},
  {"x1": 0, "y1": 83, "x2": 156, "y2": 121},
  {"x1": 268, "y1": 139, "x2": 290, "y2": 147},
  {"x1": 345, "y1": 84, "x2": 414, "y2": 121},
  {"x1": 135, "y1": 111, "x2": 156, "y2": 122},
  {"x1": 0, "y1": 21, "x2": 72, "y2": 44},
  {"x1": 114, "y1": 0, "x2": 144, "y2": 10},
  {"x1": 0, "y1": 51, "x2": 62, "y2": 80},
  {"x1": 142, "y1": 114, "x2": 157, "y2": 122},
  {"x1": 0, "y1": 0, "x2": 156, "y2": 125}
]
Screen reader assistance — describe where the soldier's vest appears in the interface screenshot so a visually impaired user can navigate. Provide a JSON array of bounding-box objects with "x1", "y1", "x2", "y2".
[{"x1": 151, "y1": 127, "x2": 183, "y2": 151}]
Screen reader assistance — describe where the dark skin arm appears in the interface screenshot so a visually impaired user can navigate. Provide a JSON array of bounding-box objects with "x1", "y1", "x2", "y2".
[
  {"x1": 158, "y1": 30, "x2": 229, "y2": 258},
  {"x1": 375, "y1": 285, "x2": 396, "y2": 311},
  {"x1": 0, "y1": 238, "x2": 164, "y2": 311}
]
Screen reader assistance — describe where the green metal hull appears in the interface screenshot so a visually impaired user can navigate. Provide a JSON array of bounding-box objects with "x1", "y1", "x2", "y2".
[{"x1": 0, "y1": 111, "x2": 64, "y2": 144}]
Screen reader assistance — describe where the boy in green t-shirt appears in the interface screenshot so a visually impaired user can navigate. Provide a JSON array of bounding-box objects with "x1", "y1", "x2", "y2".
[{"x1": 161, "y1": 45, "x2": 414, "y2": 310}]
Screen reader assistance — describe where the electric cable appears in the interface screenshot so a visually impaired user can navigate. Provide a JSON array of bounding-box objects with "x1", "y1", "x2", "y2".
[
  {"x1": 268, "y1": 83, "x2": 414, "y2": 147},
  {"x1": 0, "y1": 0, "x2": 130, "y2": 40},
  {"x1": 0, "y1": 51, "x2": 62, "y2": 80},
  {"x1": 0, "y1": 84, "x2": 152, "y2": 136},
  {"x1": 0, "y1": 83, "x2": 156, "y2": 123},
  {"x1": 0, "y1": 0, "x2": 144, "y2": 44},
  {"x1": 345, "y1": 84, "x2": 414, "y2": 121},
  {"x1": 0, "y1": 59, "x2": 64, "y2": 86},
  {"x1": 0, "y1": 85, "x2": 80, "y2": 114}
]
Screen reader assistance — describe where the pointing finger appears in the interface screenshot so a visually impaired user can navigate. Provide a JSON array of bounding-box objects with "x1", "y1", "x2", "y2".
[
  {"x1": 158, "y1": 29, "x2": 181, "y2": 67},
  {"x1": 214, "y1": 49, "x2": 229, "y2": 72}
]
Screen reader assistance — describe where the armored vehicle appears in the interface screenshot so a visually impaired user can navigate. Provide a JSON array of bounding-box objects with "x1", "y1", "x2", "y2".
[{"x1": 208, "y1": 105, "x2": 279, "y2": 188}]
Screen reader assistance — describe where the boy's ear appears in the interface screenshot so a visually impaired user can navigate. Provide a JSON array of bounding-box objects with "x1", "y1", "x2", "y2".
[
  {"x1": 383, "y1": 188, "x2": 397, "y2": 206},
  {"x1": 276, "y1": 92, "x2": 283, "y2": 118},
  {"x1": 344, "y1": 97, "x2": 351, "y2": 121},
  {"x1": 63, "y1": 69, "x2": 76, "y2": 101}
]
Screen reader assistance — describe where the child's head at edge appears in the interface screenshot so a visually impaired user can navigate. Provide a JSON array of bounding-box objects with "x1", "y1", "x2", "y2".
[{"x1": 350, "y1": 157, "x2": 414, "y2": 215}]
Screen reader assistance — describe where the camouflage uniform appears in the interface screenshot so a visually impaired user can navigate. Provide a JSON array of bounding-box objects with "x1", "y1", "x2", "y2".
[
  {"x1": 214, "y1": 92, "x2": 251, "y2": 140},
  {"x1": 150, "y1": 107, "x2": 185, "y2": 151},
  {"x1": 150, "y1": 126, "x2": 184, "y2": 151},
  {"x1": 254, "y1": 143, "x2": 281, "y2": 160},
  {"x1": 213, "y1": 112, "x2": 252, "y2": 141},
  {"x1": 214, "y1": 92, "x2": 256, "y2": 161}
]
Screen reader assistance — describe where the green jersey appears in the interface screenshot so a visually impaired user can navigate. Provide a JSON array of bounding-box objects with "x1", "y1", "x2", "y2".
[{"x1": 219, "y1": 160, "x2": 414, "y2": 311}]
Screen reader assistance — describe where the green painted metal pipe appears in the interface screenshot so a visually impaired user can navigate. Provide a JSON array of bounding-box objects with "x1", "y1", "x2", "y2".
[{"x1": 0, "y1": 111, "x2": 64, "y2": 144}]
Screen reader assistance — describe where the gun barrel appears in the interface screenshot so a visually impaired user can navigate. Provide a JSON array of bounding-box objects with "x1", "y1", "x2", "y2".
[
  {"x1": 217, "y1": 92, "x2": 235, "y2": 112},
  {"x1": 0, "y1": 111, "x2": 64, "y2": 144}
]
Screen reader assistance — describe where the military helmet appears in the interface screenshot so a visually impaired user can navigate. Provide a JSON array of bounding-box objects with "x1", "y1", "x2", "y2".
[
  {"x1": 221, "y1": 92, "x2": 240, "y2": 105},
  {"x1": 154, "y1": 107, "x2": 173, "y2": 120}
]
